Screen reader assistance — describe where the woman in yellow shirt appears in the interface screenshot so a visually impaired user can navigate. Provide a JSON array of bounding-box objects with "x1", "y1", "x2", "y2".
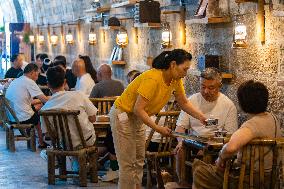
[{"x1": 109, "y1": 49, "x2": 206, "y2": 189}]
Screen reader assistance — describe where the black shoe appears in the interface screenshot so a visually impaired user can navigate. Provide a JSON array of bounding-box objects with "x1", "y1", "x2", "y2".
[{"x1": 38, "y1": 142, "x2": 50, "y2": 149}]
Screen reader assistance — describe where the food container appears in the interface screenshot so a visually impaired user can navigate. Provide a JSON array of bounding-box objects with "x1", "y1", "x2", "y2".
[
  {"x1": 205, "y1": 118, "x2": 218, "y2": 128},
  {"x1": 214, "y1": 130, "x2": 228, "y2": 137}
]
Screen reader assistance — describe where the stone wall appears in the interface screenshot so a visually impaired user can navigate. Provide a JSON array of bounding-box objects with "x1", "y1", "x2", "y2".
[{"x1": 1, "y1": 0, "x2": 284, "y2": 128}]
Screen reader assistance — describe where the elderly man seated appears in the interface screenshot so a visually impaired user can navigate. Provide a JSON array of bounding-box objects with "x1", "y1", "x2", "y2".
[
  {"x1": 174, "y1": 67, "x2": 238, "y2": 181},
  {"x1": 192, "y1": 80, "x2": 282, "y2": 189},
  {"x1": 41, "y1": 66, "x2": 97, "y2": 170}
]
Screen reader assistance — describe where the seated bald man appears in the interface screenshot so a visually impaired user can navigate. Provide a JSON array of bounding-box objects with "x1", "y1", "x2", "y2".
[{"x1": 89, "y1": 64, "x2": 124, "y2": 98}]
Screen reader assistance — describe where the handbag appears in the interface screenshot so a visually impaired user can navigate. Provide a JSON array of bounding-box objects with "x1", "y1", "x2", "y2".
[{"x1": 139, "y1": 0, "x2": 161, "y2": 23}]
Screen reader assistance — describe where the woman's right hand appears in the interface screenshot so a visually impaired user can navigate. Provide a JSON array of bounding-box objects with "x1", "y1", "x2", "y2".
[{"x1": 155, "y1": 126, "x2": 172, "y2": 136}]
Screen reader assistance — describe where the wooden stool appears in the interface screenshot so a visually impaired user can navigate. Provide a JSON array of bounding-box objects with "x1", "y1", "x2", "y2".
[{"x1": 5, "y1": 123, "x2": 36, "y2": 152}]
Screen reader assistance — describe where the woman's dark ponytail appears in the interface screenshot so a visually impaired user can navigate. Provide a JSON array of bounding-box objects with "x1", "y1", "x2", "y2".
[
  {"x1": 152, "y1": 51, "x2": 171, "y2": 69},
  {"x1": 152, "y1": 49, "x2": 192, "y2": 70}
]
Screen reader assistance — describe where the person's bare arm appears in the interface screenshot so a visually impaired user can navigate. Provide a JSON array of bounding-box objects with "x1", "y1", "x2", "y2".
[
  {"x1": 31, "y1": 99, "x2": 42, "y2": 105},
  {"x1": 216, "y1": 127, "x2": 254, "y2": 171},
  {"x1": 133, "y1": 95, "x2": 171, "y2": 136},
  {"x1": 36, "y1": 94, "x2": 50, "y2": 103},
  {"x1": 175, "y1": 92, "x2": 206, "y2": 124}
]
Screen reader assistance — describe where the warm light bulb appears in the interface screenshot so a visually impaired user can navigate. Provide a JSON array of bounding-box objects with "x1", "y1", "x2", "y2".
[
  {"x1": 66, "y1": 30, "x2": 74, "y2": 44},
  {"x1": 116, "y1": 31, "x2": 128, "y2": 47},
  {"x1": 162, "y1": 30, "x2": 172, "y2": 43},
  {"x1": 29, "y1": 35, "x2": 35, "y2": 43},
  {"x1": 232, "y1": 22, "x2": 247, "y2": 48},
  {"x1": 161, "y1": 30, "x2": 172, "y2": 48},
  {"x1": 89, "y1": 28, "x2": 97, "y2": 45},
  {"x1": 38, "y1": 34, "x2": 45, "y2": 45},
  {"x1": 50, "y1": 33, "x2": 58, "y2": 46},
  {"x1": 235, "y1": 23, "x2": 247, "y2": 40}
]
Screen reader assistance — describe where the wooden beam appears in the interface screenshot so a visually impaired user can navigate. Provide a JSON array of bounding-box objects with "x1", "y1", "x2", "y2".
[
  {"x1": 180, "y1": 7, "x2": 186, "y2": 45},
  {"x1": 257, "y1": 0, "x2": 265, "y2": 44}
]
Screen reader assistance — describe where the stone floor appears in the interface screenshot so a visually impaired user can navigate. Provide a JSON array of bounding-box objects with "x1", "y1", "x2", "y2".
[{"x1": 0, "y1": 128, "x2": 118, "y2": 189}]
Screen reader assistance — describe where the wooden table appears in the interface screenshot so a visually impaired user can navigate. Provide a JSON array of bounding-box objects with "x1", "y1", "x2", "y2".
[
  {"x1": 180, "y1": 137, "x2": 225, "y2": 183},
  {"x1": 93, "y1": 121, "x2": 110, "y2": 146}
]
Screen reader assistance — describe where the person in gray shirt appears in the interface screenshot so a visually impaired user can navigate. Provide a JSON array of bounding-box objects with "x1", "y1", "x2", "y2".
[{"x1": 89, "y1": 64, "x2": 124, "y2": 98}]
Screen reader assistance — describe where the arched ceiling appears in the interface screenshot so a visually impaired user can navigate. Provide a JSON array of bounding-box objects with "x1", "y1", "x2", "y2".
[{"x1": 0, "y1": 0, "x2": 94, "y2": 25}]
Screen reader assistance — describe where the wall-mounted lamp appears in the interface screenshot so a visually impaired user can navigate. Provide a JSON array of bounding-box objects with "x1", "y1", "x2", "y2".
[
  {"x1": 161, "y1": 22, "x2": 172, "y2": 49},
  {"x1": 50, "y1": 31, "x2": 58, "y2": 46},
  {"x1": 116, "y1": 29, "x2": 128, "y2": 48},
  {"x1": 29, "y1": 35, "x2": 35, "y2": 44},
  {"x1": 232, "y1": 20, "x2": 247, "y2": 48},
  {"x1": 66, "y1": 29, "x2": 74, "y2": 44},
  {"x1": 89, "y1": 27, "x2": 97, "y2": 45},
  {"x1": 38, "y1": 32, "x2": 45, "y2": 45}
]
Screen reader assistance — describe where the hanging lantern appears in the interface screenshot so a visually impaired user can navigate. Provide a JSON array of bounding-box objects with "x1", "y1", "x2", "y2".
[
  {"x1": 161, "y1": 22, "x2": 172, "y2": 49},
  {"x1": 50, "y1": 31, "x2": 58, "y2": 46},
  {"x1": 66, "y1": 29, "x2": 74, "y2": 44},
  {"x1": 38, "y1": 32, "x2": 45, "y2": 45},
  {"x1": 88, "y1": 28, "x2": 97, "y2": 45},
  {"x1": 116, "y1": 30, "x2": 128, "y2": 48},
  {"x1": 29, "y1": 35, "x2": 35, "y2": 44},
  {"x1": 232, "y1": 19, "x2": 247, "y2": 48}
]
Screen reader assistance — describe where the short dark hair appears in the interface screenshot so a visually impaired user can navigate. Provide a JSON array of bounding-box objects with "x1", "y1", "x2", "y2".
[
  {"x1": 53, "y1": 60, "x2": 66, "y2": 68},
  {"x1": 237, "y1": 80, "x2": 269, "y2": 114},
  {"x1": 152, "y1": 49, "x2": 192, "y2": 70},
  {"x1": 46, "y1": 66, "x2": 65, "y2": 89},
  {"x1": 39, "y1": 53, "x2": 48, "y2": 61},
  {"x1": 54, "y1": 55, "x2": 67, "y2": 67},
  {"x1": 35, "y1": 53, "x2": 42, "y2": 60},
  {"x1": 11, "y1": 54, "x2": 19, "y2": 62},
  {"x1": 24, "y1": 63, "x2": 39, "y2": 74}
]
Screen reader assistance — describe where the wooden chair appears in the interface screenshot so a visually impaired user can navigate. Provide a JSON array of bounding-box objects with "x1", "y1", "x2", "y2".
[
  {"x1": 145, "y1": 111, "x2": 181, "y2": 189},
  {"x1": 39, "y1": 109, "x2": 98, "y2": 187},
  {"x1": 89, "y1": 96, "x2": 117, "y2": 147},
  {"x1": 223, "y1": 138, "x2": 284, "y2": 189},
  {"x1": 89, "y1": 96, "x2": 117, "y2": 115},
  {"x1": 0, "y1": 94, "x2": 36, "y2": 152}
]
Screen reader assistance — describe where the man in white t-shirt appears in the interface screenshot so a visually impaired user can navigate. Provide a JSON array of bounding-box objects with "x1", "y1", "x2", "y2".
[
  {"x1": 5, "y1": 63, "x2": 49, "y2": 147},
  {"x1": 174, "y1": 67, "x2": 238, "y2": 182},
  {"x1": 6, "y1": 63, "x2": 49, "y2": 123},
  {"x1": 41, "y1": 66, "x2": 97, "y2": 148},
  {"x1": 72, "y1": 58, "x2": 95, "y2": 96}
]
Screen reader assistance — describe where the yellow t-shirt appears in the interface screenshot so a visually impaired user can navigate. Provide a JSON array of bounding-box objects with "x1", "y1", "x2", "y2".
[{"x1": 115, "y1": 69, "x2": 185, "y2": 116}]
